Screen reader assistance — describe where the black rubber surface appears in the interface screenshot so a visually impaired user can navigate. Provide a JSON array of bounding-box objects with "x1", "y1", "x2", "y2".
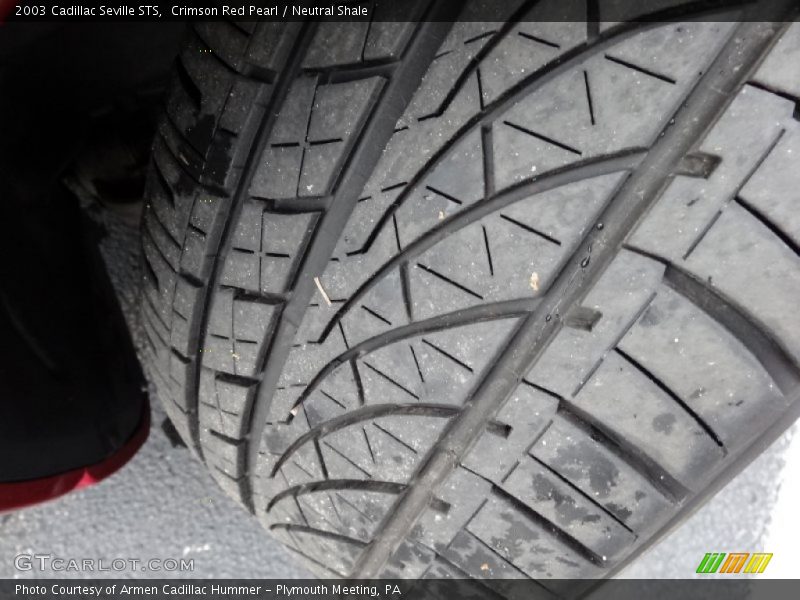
[
  {"x1": 141, "y1": 1, "x2": 800, "y2": 589},
  {"x1": 0, "y1": 24, "x2": 179, "y2": 482}
]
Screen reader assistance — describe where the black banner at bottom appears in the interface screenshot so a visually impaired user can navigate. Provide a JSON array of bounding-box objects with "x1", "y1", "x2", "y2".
[{"x1": 2, "y1": 579, "x2": 799, "y2": 600}]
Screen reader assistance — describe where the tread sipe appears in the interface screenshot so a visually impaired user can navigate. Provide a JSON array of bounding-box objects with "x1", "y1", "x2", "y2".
[{"x1": 141, "y1": 0, "x2": 800, "y2": 590}]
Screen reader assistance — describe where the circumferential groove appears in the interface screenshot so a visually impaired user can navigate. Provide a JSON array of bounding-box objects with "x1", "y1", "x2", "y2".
[
  {"x1": 187, "y1": 23, "x2": 320, "y2": 465},
  {"x1": 267, "y1": 480, "x2": 407, "y2": 512},
  {"x1": 244, "y1": 13, "x2": 464, "y2": 510}
]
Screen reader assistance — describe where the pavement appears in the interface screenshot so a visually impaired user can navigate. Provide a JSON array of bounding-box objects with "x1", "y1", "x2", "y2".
[{"x1": 0, "y1": 202, "x2": 798, "y2": 580}]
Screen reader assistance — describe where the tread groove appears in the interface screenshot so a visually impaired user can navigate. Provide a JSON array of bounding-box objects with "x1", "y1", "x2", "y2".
[
  {"x1": 174, "y1": 55, "x2": 203, "y2": 110},
  {"x1": 269, "y1": 523, "x2": 367, "y2": 547},
  {"x1": 416, "y1": 263, "x2": 484, "y2": 299},
  {"x1": 423, "y1": 0, "x2": 541, "y2": 120},
  {"x1": 583, "y1": 69, "x2": 596, "y2": 126},
  {"x1": 682, "y1": 128, "x2": 786, "y2": 259},
  {"x1": 735, "y1": 195, "x2": 800, "y2": 259},
  {"x1": 603, "y1": 54, "x2": 676, "y2": 84},
  {"x1": 322, "y1": 440, "x2": 372, "y2": 478},
  {"x1": 425, "y1": 185, "x2": 463, "y2": 206},
  {"x1": 614, "y1": 347, "x2": 726, "y2": 451},
  {"x1": 499, "y1": 213, "x2": 562, "y2": 246},
  {"x1": 421, "y1": 339, "x2": 473, "y2": 373},
  {"x1": 296, "y1": 300, "x2": 536, "y2": 412},
  {"x1": 363, "y1": 426, "x2": 376, "y2": 463},
  {"x1": 409, "y1": 345, "x2": 425, "y2": 383},
  {"x1": 556, "y1": 400, "x2": 690, "y2": 504},
  {"x1": 502, "y1": 120, "x2": 583, "y2": 155},
  {"x1": 482, "y1": 225, "x2": 494, "y2": 276},
  {"x1": 362, "y1": 361, "x2": 421, "y2": 400},
  {"x1": 245, "y1": 14, "x2": 463, "y2": 507},
  {"x1": 313, "y1": 437, "x2": 330, "y2": 480},
  {"x1": 571, "y1": 291, "x2": 657, "y2": 398},
  {"x1": 518, "y1": 31, "x2": 561, "y2": 49},
  {"x1": 373, "y1": 423, "x2": 419, "y2": 455},
  {"x1": 461, "y1": 464, "x2": 606, "y2": 569},
  {"x1": 626, "y1": 244, "x2": 800, "y2": 396},
  {"x1": 267, "y1": 479, "x2": 406, "y2": 512},
  {"x1": 345, "y1": 12, "x2": 738, "y2": 261}
]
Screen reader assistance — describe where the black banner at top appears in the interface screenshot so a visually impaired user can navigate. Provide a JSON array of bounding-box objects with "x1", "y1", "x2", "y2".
[{"x1": 1, "y1": 0, "x2": 793, "y2": 23}]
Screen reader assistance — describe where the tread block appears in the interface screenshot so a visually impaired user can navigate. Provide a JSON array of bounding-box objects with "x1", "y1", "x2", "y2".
[
  {"x1": 628, "y1": 85, "x2": 793, "y2": 261},
  {"x1": 274, "y1": 525, "x2": 363, "y2": 576},
  {"x1": 269, "y1": 488, "x2": 395, "y2": 543},
  {"x1": 495, "y1": 23, "x2": 734, "y2": 191},
  {"x1": 414, "y1": 467, "x2": 492, "y2": 553},
  {"x1": 202, "y1": 431, "x2": 244, "y2": 472},
  {"x1": 480, "y1": 13, "x2": 586, "y2": 105},
  {"x1": 572, "y1": 350, "x2": 725, "y2": 489},
  {"x1": 280, "y1": 443, "x2": 326, "y2": 487},
  {"x1": 500, "y1": 456, "x2": 636, "y2": 561},
  {"x1": 319, "y1": 415, "x2": 451, "y2": 483},
  {"x1": 202, "y1": 288, "x2": 277, "y2": 377},
  {"x1": 617, "y1": 283, "x2": 790, "y2": 456},
  {"x1": 752, "y1": 22, "x2": 800, "y2": 99},
  {"x1": 466, "y1": 494, "x2": 604, "y2": 580},
  {"x1": 179, "y1": 228, "x2": 209, "y2": 280},
  {"x1": 303, "y1": 363, "x2": 361, "y2": 425},
  {"x1": 530, "y1": 417, "x2": 673, "y2": 532},
  {"x1": 198, "y1": 371, "x2": 255, "y2": 439},
  {"x1": 339, "y1": 268, "x2": 410, "y2": 347},
  {"x1": 309, "y1": 78, "x2": 384, "y2": 143},
  {"x1": 303, "y1": 22, "x2": 372, "y2": 69},
  {"x1": 462, "y1": 383, "x2": 559, "y2": 483},
  {"x1": 220, "y1": 204, "x2": 317, "y2": 294},
  {"x1": 380, "y1": 539, "x2": 437, "y2": 579},
  {"x1": 683, "y1": 202, "x2": 800, "y2": 363},
  {"x1": 364, "y1": 20, "x2": 419, "y2": 61},
  {"x1": 395, "y1": 129, "x2": 486, "y2": 245},
  {"x1": 527, "y1": 249, "x2": 665, "y2": 397},
  {"x1": 441, "y1": 529, "x2": 528, "y2": 583},
  {"x1": 245, "y1": 22, "x2": 302, "y2": 76},
  {"x1": 193, "y1": 21, "x2": 249, "y2": 71},
  {"x1": 278, "y1": 335, "x2": 348, "y2": 387},
  {"x1": 740, "y1": 124, "x2": 800, "y2": 249}
]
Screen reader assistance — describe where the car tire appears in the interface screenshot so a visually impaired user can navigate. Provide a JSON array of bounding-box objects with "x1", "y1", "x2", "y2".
[{"x1": 140, "y1": 2, "x2": 800, "y2": 589}]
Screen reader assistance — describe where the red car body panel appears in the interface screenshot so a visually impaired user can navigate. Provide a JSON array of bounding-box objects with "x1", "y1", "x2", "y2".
[{"x1": 0, "y1": 400, "x2": 149, "y2": 513}]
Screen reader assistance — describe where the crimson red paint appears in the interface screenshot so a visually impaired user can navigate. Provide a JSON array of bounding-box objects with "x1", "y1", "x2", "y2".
[{"x1": 0, "y1": 401, "x2": 149, "y2": 512}]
